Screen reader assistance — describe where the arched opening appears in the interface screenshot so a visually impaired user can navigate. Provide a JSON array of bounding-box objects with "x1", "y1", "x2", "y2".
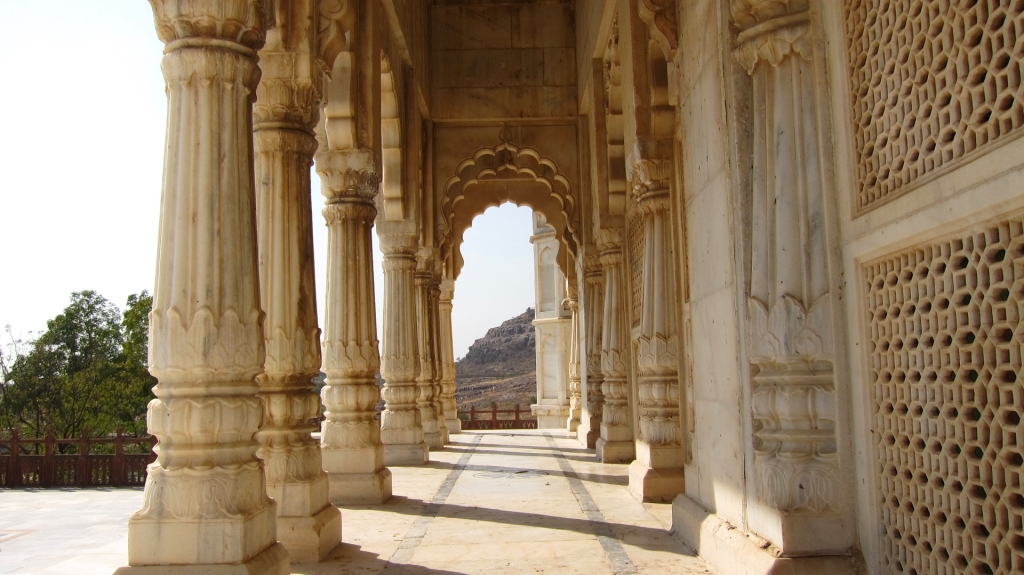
[
  {"x1": 437, "y1": 136, "x2": 580, "y2": 282},
  {"x1": 438, "y1": 136, "x2": 580, "y2": 431},
  {"x1": 449, "y1": 204, "x2": 538, "y2": 424}
]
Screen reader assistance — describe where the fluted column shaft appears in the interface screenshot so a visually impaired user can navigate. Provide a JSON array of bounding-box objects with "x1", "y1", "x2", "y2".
[
  {"x1": 428, "y1": 276, "x2": 450, "y2": 445},
  {"x1": 316, "y1": 149, "x2": 392, "y2": 505},
  {"x1": 596, "y1": 229, "x2": 635, "y2": 463},
  {"x1": 628, "y1": 176, "x2": 685, "y2": 502},
  {"x1": 579, "y1": 254, "x2": 605, "y2": 448},
  {"x1": 414, "y1": 265, "x2": 442, "y2": 450},
  {"x1": 566, "y1": 294, "x2": 582, "y2": 432},
  {"x1": 121, "y1": 2, "x2": 288, "y2": 573},
  {"x1": 255, "y1": 110, "x2": 340, "y2": 562},
  {"x1": 438, "y1": 282, "x2": 461, "y2": 434},
  {"x1": 379, "y1": 234, "x2": 429, "y2": 465}
]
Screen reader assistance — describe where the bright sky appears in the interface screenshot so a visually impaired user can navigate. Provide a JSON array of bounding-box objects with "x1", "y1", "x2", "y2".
[{"x1": 0, "y1": 1, "x2": 534, "y2": 361}]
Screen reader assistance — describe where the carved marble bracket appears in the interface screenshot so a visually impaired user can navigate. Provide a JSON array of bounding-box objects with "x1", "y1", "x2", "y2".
[{"x1": 637, "y1": 0, "x2": 678, "y2": 59}]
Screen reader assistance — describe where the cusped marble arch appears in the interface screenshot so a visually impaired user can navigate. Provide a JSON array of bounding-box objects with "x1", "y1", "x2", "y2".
[{"x1": 438, "y1": 140, "x2": 580, "y2": 280}]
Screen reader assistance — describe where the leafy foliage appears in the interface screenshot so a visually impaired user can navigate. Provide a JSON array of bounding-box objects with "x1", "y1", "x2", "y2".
[{"x1": 0, "y1": 291, "x2": 156, "y2": 440}]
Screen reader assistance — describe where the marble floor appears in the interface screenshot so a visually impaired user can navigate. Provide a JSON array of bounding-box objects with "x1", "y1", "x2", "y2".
[{"x1": 0, "y1": 430, "x2": 713, "y2": 575}]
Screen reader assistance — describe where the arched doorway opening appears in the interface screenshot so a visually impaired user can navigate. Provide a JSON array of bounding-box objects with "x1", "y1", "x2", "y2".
[{"x1": 437, "y1": 133, "x2": 582, "y2": 431}]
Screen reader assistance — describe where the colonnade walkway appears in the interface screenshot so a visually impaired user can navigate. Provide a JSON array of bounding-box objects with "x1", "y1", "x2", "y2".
[{"x1": 0, "y1": 431, "x2": 713, "y2": 575}]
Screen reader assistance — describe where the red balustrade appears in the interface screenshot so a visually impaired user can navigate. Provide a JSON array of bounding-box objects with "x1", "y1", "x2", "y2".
[
  {"x1": 460, "y1": 404, "x2": 538, "y2": 430},
  {"x1": 0, "y1": 429, "x2": 156, "y2": 488}
]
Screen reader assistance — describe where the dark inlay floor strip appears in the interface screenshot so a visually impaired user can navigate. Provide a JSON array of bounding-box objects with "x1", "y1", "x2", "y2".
[
  {"x1": 385, "y1": 433, "x2": 484, "y2": 569},
  {"x1": 544, "y1": 433, "x2": 639, "y2": 575}
]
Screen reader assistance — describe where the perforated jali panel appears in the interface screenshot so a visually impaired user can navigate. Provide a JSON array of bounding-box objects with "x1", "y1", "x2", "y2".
[
  {"x1": 865, "y1": 214, "x2": 1024, "y2": 574},
  {"x1": 844, "y1": 1, "x2": 1024, "y2": 213}
]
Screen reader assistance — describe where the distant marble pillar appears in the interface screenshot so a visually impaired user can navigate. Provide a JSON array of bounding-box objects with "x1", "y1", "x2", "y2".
[
  {"x1": 566, "y1": 287, "x2": 582, "y2": 432},
  {"x1": 252, "y1": 2, "x2": 340, "y2": 558},
  {"x1": 626, "y1": 147, "x2": 685, "y2": 502},
  {"x1": 379, "y1": 233, "x2": 429, "y2": 465},
  {"x1": 733, "y1": 0, "x2": 847, "y2": 556},
  {"x1": 118, "y1": 1, "x2": 288, "y2": 573},
  {"x1": 428, "y1": 274, "x2": 450, "y2": 445},
  {"x1": 439, "y1": 281, "x2": 461, "y2": 434},
  {"x1": 596, "y1": 228, "x2": 635, "y2": 463},
  {"x1": 414, "y1": 256, "x2": 442, "y2": 450},
  {"x1": 578, "y1": 252, "x2": 604, "y2": 448},
  {"x1": 316, "y1": 148, "x2": 392, "y2": 505}
]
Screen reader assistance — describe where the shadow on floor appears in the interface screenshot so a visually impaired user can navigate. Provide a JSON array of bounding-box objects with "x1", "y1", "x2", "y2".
[
  {"x1": 356, "y1": 497, "x2": 683, "y2": 553},
  {"x1": 292, "y1": 543, "x2": 467, "y2": 575},
  {"x1": 413, "y1": 460, "x2": 627, "y2": 486},
  {"x1": 448, "y1": 441, "x2": 595, "y2": 455},
  {"x1": 440, "y1": 446, "x2": 603, "y2": 464}
]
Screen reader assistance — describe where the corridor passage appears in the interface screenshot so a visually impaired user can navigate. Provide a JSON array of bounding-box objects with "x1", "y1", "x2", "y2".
[
  {"x1": 298, "y1": 430, "x2": 712, "y2": 575},
  {"x1": 0, "y1": 431, "x2": 712, "y2": 575}
]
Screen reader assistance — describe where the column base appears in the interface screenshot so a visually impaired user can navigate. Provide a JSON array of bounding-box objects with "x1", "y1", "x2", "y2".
[
  {"x1": 628, "y1": 460, "x2": 685, "y2": 502},
  {"x1": 566, "y1": 417, "x2": 580, "y2": 432},
  {"x1": 445, "y1": 417, "x2": 462, "y2": 434},
  {"x1": 596, "y1": 437, "x2": 635, "y2": 463},
  {"x1": 278, "y1": 505, "x2": 341, "y2": 564},
  {"x1": 384, "y1": 442, "x2": 429, "y2": 466},
  {"x1": 114, "y1": 543, "x2": 289, "y2": 575},
  {"x1": 327, "y1": 468, "x2": 392, "y2": 505},
  {"x1": 438, "y1": 422, "x2": 450, "y2": 445},
  {"x1": 577, "y1": 418, "x2": 600, "y2": 448},
  {"x1": 671, "y1": 495, "x2": 862, "y2": 575},
  {"x1": 424, "y1": 431, "x2": 444, "y2": 450}
]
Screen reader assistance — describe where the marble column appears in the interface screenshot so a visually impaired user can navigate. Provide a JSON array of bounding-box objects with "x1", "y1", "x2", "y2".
[
  {"x1": 428, "y1": 274, "x2": 450, "y2": 445},
  {"x1": 578, "y1": 253, "x2": 605, "y2": 448},
  {"x1": 252, "y1": 1, "x2": 340, "y2": 558},
  {"x1": 414, "y1": 257, "x2": 442, "y2": 450},
  {"x1": 316, "y1": 148, "x2": 392, "y2": 505},
  {"x1": 379, "y1": 233, "x2": 429, "y2": 465},
  {"x1": 118, "y1": 1, "x2": 288, "y2": 572},
  {"x1": 626, "y1": 150, "x2": 685, "y2": 502},
  {"x1": 439, "y1": 280, "x2": 461, "y2": 434},
  {"x1": 596, "y1": 228, "x2": 635, "y2": 463},
  {"x1": 733, "y1": 0, "x2": 847, "y2": 556},
  {"x1": 566, "y1": 287, "x2": 582, "y2": 432}
]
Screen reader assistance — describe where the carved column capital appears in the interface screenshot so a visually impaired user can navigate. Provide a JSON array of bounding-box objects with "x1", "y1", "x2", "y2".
[
  {"x1": 254, "y1": 75, "x2": 321, "y2": 130},
  {"x1": 597, "y1": 228, "x2": 623, "y2": 253},
  {"x1": 316, "y1": 148, "x2": 380, "y2": 202},
  {"x1": 379, "y1": 233, "x2": 418, "y2": 257},
  {"x1": 627, "y1": 140, "x2": 674, "y2": 215},
  {"x1": 149, "y1": 0, "x2": 269, "y2": 51},
  {"x1": 731, "y1": 0, "x2": 811, "y2": 74},
  {"x1": 583, "y1": 251, "x2": 600, "y2": 271}
]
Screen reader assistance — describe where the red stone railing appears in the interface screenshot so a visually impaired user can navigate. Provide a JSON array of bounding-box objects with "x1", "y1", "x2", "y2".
[
  {"x1": 460, "y1": 404, "x2": 538, "y2": 430},
  {"x1": 0, "y1": 429, "x2": 156, "y2": 488}
]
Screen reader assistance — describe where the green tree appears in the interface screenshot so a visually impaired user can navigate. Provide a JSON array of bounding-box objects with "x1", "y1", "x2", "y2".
[
  {"x1": 0, "y1": 290, "x2": 156, "y2": 440},
  {"x1": 110, "y1": 291, "x2": 157, "y2": 434}
]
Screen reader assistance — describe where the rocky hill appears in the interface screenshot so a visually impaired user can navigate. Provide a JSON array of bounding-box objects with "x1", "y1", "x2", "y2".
[{"x1": 454, "y1": 308, "x2": 537, "y2": 409}]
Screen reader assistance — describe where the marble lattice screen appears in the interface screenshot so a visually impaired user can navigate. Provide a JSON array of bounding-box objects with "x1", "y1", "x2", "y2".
[
  {"x1": 864, "y1": 212, "x2": 1024, "y2": 574},
  {"x1": 844, "y1": 1, "x2": 1024, "y2": 213}
]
